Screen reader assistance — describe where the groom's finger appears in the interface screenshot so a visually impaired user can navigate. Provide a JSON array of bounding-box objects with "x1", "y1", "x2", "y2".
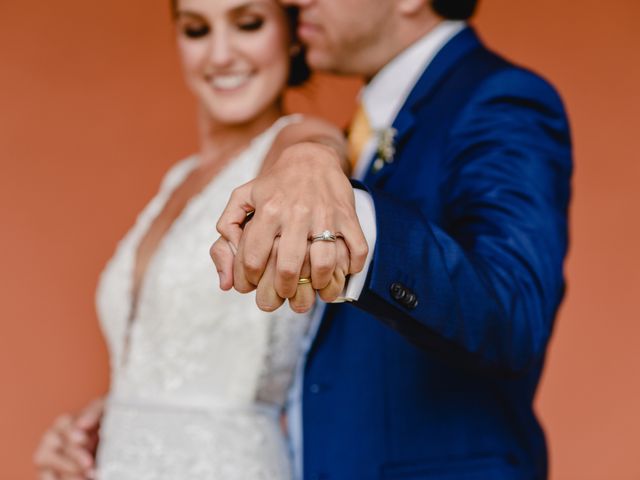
[
  {"x1": 288, "y1": 249, "x2": 315, "y2": 314},
  {"x1": 255, "y1": 240, "x2": 285, "y2": 312},
  {"x1": 233, "y1": 224, "x2": 259, "y2": 294}
]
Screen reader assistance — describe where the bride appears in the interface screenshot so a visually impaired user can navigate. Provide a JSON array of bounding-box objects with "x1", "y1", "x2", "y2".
[{"x1": 33, "y1": 0, "x2": 349, "y2": 478}]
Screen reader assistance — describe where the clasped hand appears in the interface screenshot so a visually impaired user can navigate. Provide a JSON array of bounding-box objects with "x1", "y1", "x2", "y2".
[{"x1": 210, "y1": 142, "x2": 368, "y2": 313}]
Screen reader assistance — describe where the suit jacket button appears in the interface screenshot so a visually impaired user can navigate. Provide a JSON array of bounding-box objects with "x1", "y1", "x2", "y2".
[
  {"x1": 390, "y1": 282, "x2": 406, "y2": 301},
  {"x1": 398, "y1": 290, "x2": 418, "y2": 310},
  {"x1": 309, "y1": 384, "x2": 321, "y2": 394},
  {"x1": 403, "y1": 292, "x2": 416, "y2": 306}
]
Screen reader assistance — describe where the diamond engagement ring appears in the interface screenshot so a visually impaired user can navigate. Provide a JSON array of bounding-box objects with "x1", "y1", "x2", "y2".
[{"x1": 311, "y1": 230, "x2": 341, "y2": 243}]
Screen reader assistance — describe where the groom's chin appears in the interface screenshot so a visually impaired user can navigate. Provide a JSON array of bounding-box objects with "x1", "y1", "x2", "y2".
[
  {"x1": 303, "y1": 48, "x2": 332, "y2": 71},
  {"x1": 304, "y1": 50, "x2": 349, "y2": 76}
]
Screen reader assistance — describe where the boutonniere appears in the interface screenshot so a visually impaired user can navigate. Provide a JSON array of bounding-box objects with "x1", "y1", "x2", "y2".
[{"x1": 372, "y1": 127, "x2": 397, "y2": 173}]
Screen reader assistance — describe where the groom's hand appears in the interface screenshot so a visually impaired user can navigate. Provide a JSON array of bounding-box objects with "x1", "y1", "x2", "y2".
[
  {"x1": 254, "y1": 236, "x2": 350, "y2": 313},
  {"x1": 215, "y1": 142, "x2": 368, "y2": 301}
]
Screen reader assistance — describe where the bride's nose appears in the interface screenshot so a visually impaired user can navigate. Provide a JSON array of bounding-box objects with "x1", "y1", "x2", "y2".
[{"x1": 208, "y1": 25, "x2": 234, "y2": 68}]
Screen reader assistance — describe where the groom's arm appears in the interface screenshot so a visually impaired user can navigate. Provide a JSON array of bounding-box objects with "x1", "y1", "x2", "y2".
[
  {"x1": 351, "y1": 68, "x2": 572, "y2": 375},
  {"x1": 214, "y1": 69, "x2": 571, "y2": 375}
]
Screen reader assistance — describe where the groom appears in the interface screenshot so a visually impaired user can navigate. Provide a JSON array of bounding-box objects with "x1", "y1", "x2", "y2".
[{"x1": 213, "y1": 0, "x2": 572, "y2": 479}]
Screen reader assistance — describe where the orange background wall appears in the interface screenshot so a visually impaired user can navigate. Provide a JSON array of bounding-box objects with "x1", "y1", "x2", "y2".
[{"x1": 1, "y1": 0, "x2": 639, "y2": 478}]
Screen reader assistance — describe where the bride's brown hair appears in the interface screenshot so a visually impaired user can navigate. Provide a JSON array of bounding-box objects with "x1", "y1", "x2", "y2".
[{"x1": 170, "y1": 0, "x2": 310, "y2": 86}]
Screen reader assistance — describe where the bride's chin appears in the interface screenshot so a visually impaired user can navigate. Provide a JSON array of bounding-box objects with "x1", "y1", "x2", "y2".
[{"x1": 205, "y1": 110, "x2": 256, "y2": 127}]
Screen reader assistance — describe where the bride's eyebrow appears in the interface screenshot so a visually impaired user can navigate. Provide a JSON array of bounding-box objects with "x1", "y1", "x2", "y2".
[
  {"x1": 175, "y1": 3, "x2": 272, "y2": 21},
  {"x1": 228, "y1": 2, "x2": 274, "y2": 16},
  {"x1": 175, "y1": 11, "x2": 206, "y2": 21}
]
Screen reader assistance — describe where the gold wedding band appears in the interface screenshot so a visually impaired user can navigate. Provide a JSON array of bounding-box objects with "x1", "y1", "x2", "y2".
[{"x1": 297, "y1": 277, "x2": 312, "y2": 285}]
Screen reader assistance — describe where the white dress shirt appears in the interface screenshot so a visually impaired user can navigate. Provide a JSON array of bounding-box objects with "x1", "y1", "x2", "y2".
[{"x1": 287, "y1": 20, "x2": 466, "y2": 480}]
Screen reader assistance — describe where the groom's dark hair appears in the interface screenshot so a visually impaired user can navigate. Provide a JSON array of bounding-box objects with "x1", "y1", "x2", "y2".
[{"x1": 431, "y1": 0, "x2": 479, "y2": 20}]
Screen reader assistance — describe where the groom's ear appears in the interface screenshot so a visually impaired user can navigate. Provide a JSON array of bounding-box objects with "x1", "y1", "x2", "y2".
[{"x1": 397, "y1": 0, "x2": 429, "y2": 16}]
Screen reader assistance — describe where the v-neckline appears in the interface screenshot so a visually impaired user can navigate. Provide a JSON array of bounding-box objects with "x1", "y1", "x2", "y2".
[
  {"x1": 120, "y1": 157, "x2": 215, "y2": 366},
  {"x1": 119, "y1": 118, "x2": 286, "y2": 366},
  {"x1": 123, "y1": 150, "x2": 244, "y2": 364}
]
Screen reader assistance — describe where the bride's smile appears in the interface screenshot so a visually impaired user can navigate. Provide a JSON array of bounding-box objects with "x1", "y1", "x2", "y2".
[{"x1": 175, "y1": 0, "x2": 293, "y2": 126}]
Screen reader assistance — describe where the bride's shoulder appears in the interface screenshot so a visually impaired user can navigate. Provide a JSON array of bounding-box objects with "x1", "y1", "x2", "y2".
[
  {"x1": 270, "y1": 114, "x2": 345, "y2": 151},
  {"x1": 158, "y1": 154, "x2": 199, "y2": 191},
  {"x1": 273, "y1": 114, "x2": 343, "y2": 139},
  {"x1": 263, "y1": 114, "x2": 347, "y2": 170}
]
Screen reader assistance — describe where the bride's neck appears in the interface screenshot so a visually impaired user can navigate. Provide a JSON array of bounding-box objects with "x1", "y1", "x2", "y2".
[{"x1": 197, "y1": 102, "x2": 283, "y2": 166}]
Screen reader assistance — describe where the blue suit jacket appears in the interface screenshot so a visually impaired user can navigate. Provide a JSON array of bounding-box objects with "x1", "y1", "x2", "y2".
[{"x1": 302, "y1": 28, "x2": 572, "y2": 480}]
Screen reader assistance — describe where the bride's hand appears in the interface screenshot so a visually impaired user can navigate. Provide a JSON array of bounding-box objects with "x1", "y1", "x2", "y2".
[{"x1": 33, "y1": 398, "x2": 104, "y2": 480}]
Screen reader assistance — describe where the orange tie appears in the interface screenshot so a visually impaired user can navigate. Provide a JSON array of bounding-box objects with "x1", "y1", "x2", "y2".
[{"x1": 347, "y1": 103, "x2": 373, "y2": 171}]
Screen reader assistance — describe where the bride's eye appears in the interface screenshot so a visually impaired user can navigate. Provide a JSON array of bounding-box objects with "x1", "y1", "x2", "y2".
[
  {"x1": 237, "y1": 16, "x2": 264, "y2": 32},
  {"x1": 183, "y1": 24, "x2": 210, "y2": 38}
]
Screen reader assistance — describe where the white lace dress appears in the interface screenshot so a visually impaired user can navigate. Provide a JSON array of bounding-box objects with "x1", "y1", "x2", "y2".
[{"x1": 95, "y1": 116, "x2": 310, "y2": 480}]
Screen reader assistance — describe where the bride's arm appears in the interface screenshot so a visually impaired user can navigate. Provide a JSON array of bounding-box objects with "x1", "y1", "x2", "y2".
[{"x1": 260, "y1": 116, "x2": 350, "y2": 175}]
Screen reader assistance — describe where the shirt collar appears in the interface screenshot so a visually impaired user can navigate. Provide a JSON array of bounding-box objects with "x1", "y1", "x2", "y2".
[{"x1": 361, "y1": 20, "x2": 466, "y2": 131}]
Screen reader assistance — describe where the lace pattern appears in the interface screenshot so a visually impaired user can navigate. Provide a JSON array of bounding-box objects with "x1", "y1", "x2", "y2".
[
  {"x1": 97, "y1": 402, "x2": 291, "y2": 480},
  {"x1": 95, "y1": 115, "x2": 309, "y2": 479}
]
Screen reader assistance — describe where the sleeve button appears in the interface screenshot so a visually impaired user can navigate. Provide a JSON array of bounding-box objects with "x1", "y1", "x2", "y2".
[
  {"x1": 404, "y1": 293, "x2": 418, "y2": 310},
  {"x1": 390, "y1": 282, "x2": 406, "y2": 301},
  {"x1": 403, "y1": 292, "x2": 416, "y2": 306}
]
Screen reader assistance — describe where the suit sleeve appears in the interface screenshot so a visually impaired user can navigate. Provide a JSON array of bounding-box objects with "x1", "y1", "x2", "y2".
[{"x1": 355, "y1": 68, "x2": 573, "y2": 375}]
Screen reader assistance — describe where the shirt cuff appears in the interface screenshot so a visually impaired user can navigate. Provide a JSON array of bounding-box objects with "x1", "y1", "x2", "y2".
[{"x1": 336, "y1": 188, "x2": 377, "y2": 302}]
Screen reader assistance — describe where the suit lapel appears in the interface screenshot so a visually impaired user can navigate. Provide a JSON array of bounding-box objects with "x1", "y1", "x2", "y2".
[
  {"x1": 308, "y1": 28, "x2": 484, "y2": 358},
  {"x1": 363, "y1": 27, "x2": 482, "y2": 186}
]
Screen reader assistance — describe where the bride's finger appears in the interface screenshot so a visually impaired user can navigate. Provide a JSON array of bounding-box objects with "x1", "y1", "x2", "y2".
[
  {"x1": 210, "y1": 237, "x2": 235, "y2": 291},
  {"x1": 61, "y1": 443, "x2": 94, "y2": 472},
  {"x1": 74, "y1": 397, "x2": 104, "y2": 434},
  {"x1": 34, "y1": 446, "x2": 82, "y2": 477},
  {"x1": 60, "y1": 473, "x2": 86, "y2": 480},
  {"x1": 53, "y1": 414, "x2": 74, "y2": 433},
  {"x1": 216, "y1": 181, "x2": 255, "y2": 251},
  {"x1": 39, "y1": 470, "x2": 59, "y2": 480}
]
